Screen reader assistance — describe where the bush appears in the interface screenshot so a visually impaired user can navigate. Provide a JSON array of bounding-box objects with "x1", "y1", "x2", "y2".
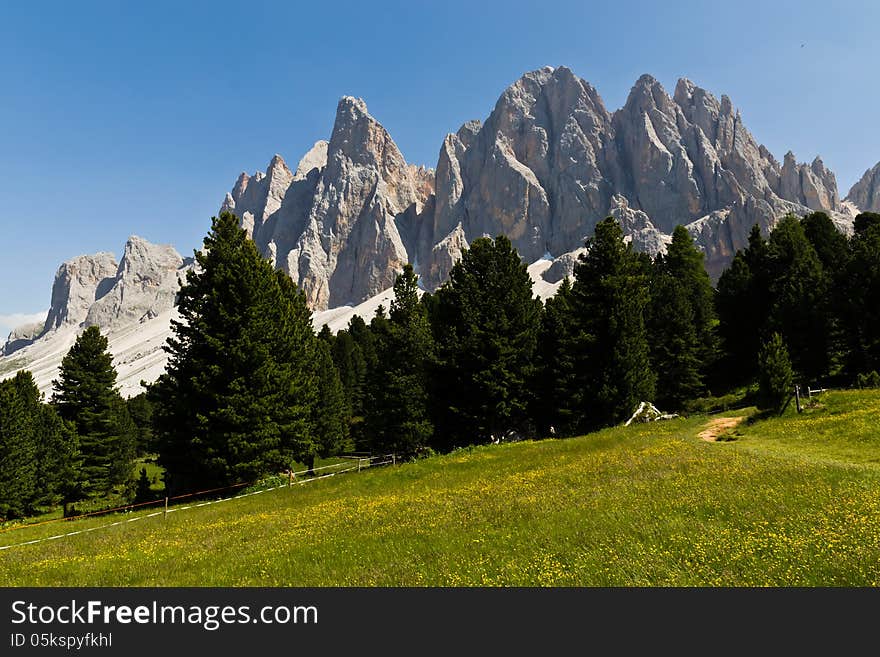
[{"x1": 856, "y1": 371, "x2": 880, "y2": 389}]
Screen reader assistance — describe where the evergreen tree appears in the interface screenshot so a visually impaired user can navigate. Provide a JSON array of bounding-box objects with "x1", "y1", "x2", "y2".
[
  {"x1": 152, "y1": 212, "x2": 317, "y2": 492},
  {"x1": 716, "y1": 225, "x2": 772, "y2": 387},
  {"x1": 648, "y1": 226, "x2": 716, "y2": 407},
  {"x1": 432, "y1": 236, "x2": 542, "y2": 448},
  {"x1": 309, "y1": 339, "x2": 350, "y2": 473},
  {"x1": 765, "y1": 215, "x2": 830, "y2": 381},
  {"x1": 33, "y1": 403, "x2": 80, "y2": 510},
  {"x1": 532, "y1": 277, "x2": 579, "y2": 436},
  {"x1": 661, "y1": 226, "x2": 718, "y2": 366},
  {"x1": 757, "y1": 332, "x2": 794, "y2": 412},
  {"x1": 317, "y1": 324, "x2": 333, "y2": 345},
  {"x1": 51, "y1": 326, "x2": 135, "y2": 498},
  {"x1": 126, "y1": 392, "x2": 155, "y2": 455},
  {"x1": 0, "y1": 373, "x2": 38, "y2": 518},
  {"x1": 134, "y1": 467, "x2": 154, "y2": 503},
  {"x1": 843, "y1": 213, "x2": 880, "y2": 375},
  {"x1": 344, "y1": 315, "x2": 378, "y2": 451},
  {"x1": 365, "y1": 264, "x2": 435, "y2": 456},
  {"x1": 570, "y1": 217, "x2": 656, "y2": 430},
  {"x1": 648, "y1": 271, "x2": 705, "y2": 409},
  {"x1": 802, "y1": 211, "x2": 851, "y2": 377}
]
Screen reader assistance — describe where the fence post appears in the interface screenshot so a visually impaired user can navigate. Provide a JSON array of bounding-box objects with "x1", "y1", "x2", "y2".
[
  {"x1": 164, "y1": 496, "x2": 169, "y2": 520},
  {"x1": 392, "y1": 453, "x2": 396, "y2": 466},
  {"x1": 358, "y1": 458, "x2": 362, "y2": 473},
  {"x1": 288, "y1": 470, "x2": 292, "y2": 487},
  {"x1": 795, "y1": 384, "x2": 802, "y2": 413}
]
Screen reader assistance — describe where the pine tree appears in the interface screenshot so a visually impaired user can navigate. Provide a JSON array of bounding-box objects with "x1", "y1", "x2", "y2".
[
  {"x1": 757, "y1": 332, "x2": 794, "y2": 412},
  {"x1": 765, "y1": 215, "x2": 830, "y2": 381},
  {"x1": 309, "y1": 339, "x2": 350, "y2": 473},
  {"x1": 802, "y1": 212, "x2": 851, "y2": 378},
  {"x1": 716, "y1": 225, "x2": 773, "y2": 387},
  {"x1": 843, "y1": 213, "x2": 880, "y2": 375},
  {"x1": 647, "y1": 272, "x2": 704, "y2": 409},
  {"x1": 570, "y1": 217, "x2": 656, "y2": 430},
  {"x1": 365, "y1": 264, "x2": 435, "y2": 456},
  {"x1": 152, "y1": 212, "x2": 317, "y2": 492},
  {"x1": 344, "y1": 315, "x2": 377, "y2": 451},
  {"x1": 532, "y1": 277, "x2": 579, "y2": 436},
  {"x1": 52, "y1": 326, "x2": 135, "y2": 498},
  {"x1": 432, "y1": 236, "x2": 542, "y2": 448},
  {"x1": 33, "y1": 403, "x2": 80, "y2": 509},
  {"x1": 0, "y1": 373, "x2": 38, "y2": 518}
]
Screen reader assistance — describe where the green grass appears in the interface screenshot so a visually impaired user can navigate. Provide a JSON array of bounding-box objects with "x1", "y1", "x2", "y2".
[
  {"x1": 732, "y1": 390, "x2": 880, "y2": 469},
  {"x1": 2, "y1": 390, "x2": 880, "y2": 586}
]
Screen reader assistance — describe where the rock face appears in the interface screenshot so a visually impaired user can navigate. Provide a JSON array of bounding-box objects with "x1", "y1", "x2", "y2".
[
  {"x1": 224, "y1": 66, "x2": 850, "y2": 297},
  {"x1": 847, "y1": 161, "x2": 880, "y2": 213},
  {"x1": 223, "y1": 97, "x2": 434, "y2": 309},
  {"x1": 85, "y1": 236, "x2": 185, "y2": 330},
  {"x1": 42, "y1": 253, "x2": 119, "y2": 333},
  {"x1": 1, "y1": 237, "x2": 189, "y2": 365},
  {"x1": 1, "y1": 321, "x2": 45, "y2": 357}
]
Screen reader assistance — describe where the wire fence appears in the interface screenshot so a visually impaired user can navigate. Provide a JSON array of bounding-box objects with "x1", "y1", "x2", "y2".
[{"x1": 0, "y1": 454, "x2": 397, "y2": 552}]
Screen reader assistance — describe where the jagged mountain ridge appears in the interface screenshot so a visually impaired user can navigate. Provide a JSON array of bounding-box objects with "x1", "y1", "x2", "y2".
[
  {"x1": 225, "y1": 66, "x2": 852, "y2": 302},
  {"x1": 2, "y1": 65, "x2": 875, "y2": 398}
]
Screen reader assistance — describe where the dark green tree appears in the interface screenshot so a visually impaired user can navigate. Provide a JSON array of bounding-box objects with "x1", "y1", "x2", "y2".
[
  {"x1": 843, "y1": 213, "x2": 880, "y2": 375},
  {"x1": 765, "y1": 215, "x2": 830, "y2": 381},
  {"x1": 716, "y1": 225, "x2": 772, "y2": 386},
  {"x1": 151, "y1": 212, "x2": 317, "y2": 492},
  {"x1": 365, "y1": 264, "x2": 436, "y2": 456},
  {"x1": 308, "y1": 339, "x2": 350, "y2": 473},
  {"x1": 648, "y1": 226, "x2": 716, "y2": 407},
  {"x1": 51, "y1": 326, "x2": 135, "y2": 498},
  {"x1": 33, "y1": 402, "x2": 81, "y2": 510},
  {"x1": 431, "y1": 236, "x2": 542, "y2": 448},
  {"x1": 647, "y1": 272, "x2": 705, "y2": 409},
  {"x1": 133, "y1": 467, "x2": 154, "y2": 503},
  {"x1": 0, "y1": 373, "x2": 38, "y2": 518},
  {"x1": 532, "y1": 277, "x2": 579, "y2": 436},
  {"x1": 126, "y1": 392, "x2": 155, "y2": 455},
  {"x1": 757, "y1": 332, "x2": 794, "y2": 413},
  {"x1": 570, "y1": 217, "x2": 656, "y2": 430}
]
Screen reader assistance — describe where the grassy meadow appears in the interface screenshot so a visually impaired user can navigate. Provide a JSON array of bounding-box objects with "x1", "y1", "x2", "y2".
[{"x1": 2, "y1": 389, "x2": 880, "y2": 586}]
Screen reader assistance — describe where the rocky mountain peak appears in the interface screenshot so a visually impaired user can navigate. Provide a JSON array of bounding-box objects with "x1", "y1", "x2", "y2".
[
  {"x1": 846, "y1": 161, "x2": 880, "y2": 213},
  {"x1": 42, "y1": 252, "x2": 119, "y2": 334}
]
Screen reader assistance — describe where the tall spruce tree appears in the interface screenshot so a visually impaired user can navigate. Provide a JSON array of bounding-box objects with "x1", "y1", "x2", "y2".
[
  {"x1": 365, "y1": 264, "x2": 435, "y2": 456},
  {"x1": 716, "y1": 225, "x2": 772, "y2": 387},
  {"x1": 431, "y1": 236, "x2": 542, "y2": 449},
  {"x1": 51, "y1": 326, "x2": 135, "y2": 498},
  {"x1": 843, "y1": 213, "x2": 880, "y2": 375},
  {"x1": 765, "y1": 215, "x2": 830, "y2": 381},
  {"x1": 532, "y1": 277, "x2": 579, "y2": 436},
  {"x1": 0, "y1": 373, "x2": 38, "y2": 518},
  {"x1": 309, "y1": 339, "x2": 350, "y2": 473},
  {"x1": 570, "y1": 217, "x2": 655, "y2": 430},
  {"x1": 151, "y1": 212, "x2": 317, "y2": 492},
  {"x1": 648, "y1": 226, "x2": 716, "y2": 407}
]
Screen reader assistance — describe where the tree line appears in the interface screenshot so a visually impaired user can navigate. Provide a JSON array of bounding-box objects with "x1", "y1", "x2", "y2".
[
  {"x1": 2, "y1": 209, "x2": 879, "y2": 516},
  {"x1": 0, "y1": 327, "x2": 138, "y2": 519}
]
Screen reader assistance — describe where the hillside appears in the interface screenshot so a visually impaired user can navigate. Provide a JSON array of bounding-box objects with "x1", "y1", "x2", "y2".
[{"x1": 2, "y1": 389, "x2": 879, "y2": 586}]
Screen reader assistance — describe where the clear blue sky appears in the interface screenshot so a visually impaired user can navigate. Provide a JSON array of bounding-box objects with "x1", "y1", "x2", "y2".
[{"x1": 1, "y1": 0, "x2": 878, "y2": 335}]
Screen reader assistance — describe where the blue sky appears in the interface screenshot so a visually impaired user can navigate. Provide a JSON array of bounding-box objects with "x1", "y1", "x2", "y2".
[{"x1": 1, "y1": 0, "x2": 878, "y2": 335}]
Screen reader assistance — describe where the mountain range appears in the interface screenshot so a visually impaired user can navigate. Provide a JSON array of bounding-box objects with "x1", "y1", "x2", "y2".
[{"x1": 3, "y1": 65, "x2": 878, "y2": 397}]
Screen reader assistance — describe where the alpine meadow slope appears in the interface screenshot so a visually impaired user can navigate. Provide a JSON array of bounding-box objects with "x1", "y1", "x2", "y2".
[{"x1": 3, "y1": 389, "x2": 880, "y2": 586}]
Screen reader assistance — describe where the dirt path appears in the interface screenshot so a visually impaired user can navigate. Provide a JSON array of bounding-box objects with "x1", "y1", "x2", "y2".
[{"x1": 698, "y1": 416, "x2": 745, "y2": 442}]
